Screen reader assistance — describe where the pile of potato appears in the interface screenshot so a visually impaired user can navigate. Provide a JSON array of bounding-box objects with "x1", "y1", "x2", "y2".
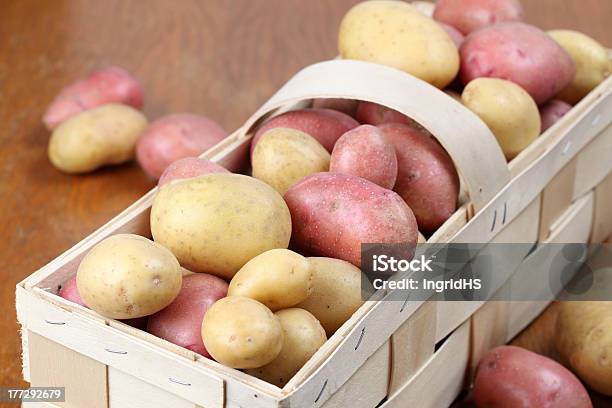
[{"x1": 43, "y1": 66, "x2": 228, "y2": 177}]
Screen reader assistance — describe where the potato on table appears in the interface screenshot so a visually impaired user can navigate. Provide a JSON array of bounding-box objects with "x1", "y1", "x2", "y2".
[
  {"x1": 202, "y1": 296, "x2": 283, "y2": 369},
  {"x1": 43, "y1": 66, "x2": 143, "y2": 130},
  {"x1": 228, "y1": 249, "x2": 313, "y2": 311},
  {"x1": 462, "y1": 78, "x2": 540, "y2": 160},
  {"x1": 434, "y1": 0, "x2": 523, "y2": 35},
  {"x1": 339, "y1": 0, "x2": 460, "y2": 89},
  {"x1": 540, "y1": 100, "x2": 572, "y2": 132},
  {"x1": 76, "y1": 234, "x2": 182, "y2": 319},
  {"x1": 250, "y1": 108, "x2": 358, "y2": 155},
  {"x1": 246, "y1": 308, "x2": 326, "y2": 387},
  {"x1": 460, "y1": 22, "x2": 575, "y2": 105},
  {"x1": 48, "y1": 103, "x2": 148, "y2": 173},
  {"x1": 158, "y1": 157, "x2": 229, "y2": 186},
  {"x1": 147, "y1": 273, "x2": 228, "y2": 358},
  {"x1": 136, "y1": 113, "x2": 228, "y2": 179},
  {"x1": 284, "y1": 173, "x2": 418, "y2": 267},
  {"x1": 151, "y1": 173, "x2": 292, "y2": 279},
  {"x1": 296, "y1": 257, "x2": 364, "y2": 336}
]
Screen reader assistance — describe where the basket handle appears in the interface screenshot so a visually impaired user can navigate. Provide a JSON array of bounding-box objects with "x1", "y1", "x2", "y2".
[{"x1": 240, "y1": 59, "x2": 510, "y2": 213}]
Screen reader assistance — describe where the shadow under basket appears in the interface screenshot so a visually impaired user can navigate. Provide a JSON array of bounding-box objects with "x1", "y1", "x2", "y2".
[{"x1": 18, "y1": 59, "x2": 612, "y2": 408}]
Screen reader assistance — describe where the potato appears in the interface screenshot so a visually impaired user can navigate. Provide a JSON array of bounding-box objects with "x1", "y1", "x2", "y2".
[
  {"x1": 312, "y1": 98, "x2": 358, "y2": 116},
  {"x1": 540, "y1": 100, "x2": 572, "y2": 132},
  {"x1": 434, "y1": 0, "x2": 523, "y2": 35},
  {"x1": 355, "y1": 101, "x2": 416, "y2": 126},
  {"x1": 339, "y1": 0, "x2": 460, "y2": 89},
  {"x1": 147, "y1": 274, "x2": 228, "y2": 358},
  {"x1": 228, "y1": 249, "x2": 312, "y2": 311},
  {"x1": 473, "y1": 346, "x2": 592, "y2": 408},
  {"x1": 460, "y1": 22, "x2": 575, "y2": 105},
  {"x1": 330, "y1": 125, "x2": 398, "y2": 189},
  {"x1": 250, "y1": 108, "x2": 358, "y2": 156},
  {"x1": 43, "y1": 66, "x2": 143, "y2": 130},
  {"x1": 158, "y1": 157, "x2": 229, "y2": 186},
  {"x1": 48, "y1": 104, "x2": 147, "y2": 173},
  {"x1": 151, "y1": 173, "x2": 291, "y2": 279},
  {"x1": 462, "y1": 78, "x2": 541, "y2": 160},
  {"x1": 202, "y1": 296, "x2": 283, "y2": 369},
  {"x1": 59, "y1": 275, "x2": 87, "y2": 307},
  {"x1": 410, "y1": 1, "x2": 435, "y2": 17},
  {"x1": 136, "y1": 113, "x2": 228, "y2": 179},
  {"x1": 246, "y1": 308, "x2": 326, "y2": 387},
  {"x1": 379, "y1": 123, "x2": 459, "y2": 232},
  {"x1": 296, "y1": 257, "x2": 364, "y2": 336},
  {"x1": 76, "y1": 234, "x2": 182, "y2": 319},
  {"x1": 555, "y1": 301, "x2": 612, "y2": 396},
  {"x1": 440, "y1": 23, "x2": 465, "y2": 48},
  {"x1": 284, "y1": 173, "x2": 418, "y2": 266},
  {"x1": 252, "y1": 128, "x2": 330, "y2": 194},
  {"x1": 549, "y1": 30, "x2": 612, "y2": 104}
]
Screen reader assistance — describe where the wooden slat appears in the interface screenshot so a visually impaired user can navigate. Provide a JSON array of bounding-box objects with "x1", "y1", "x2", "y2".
[
  {"x1": 573, "y1": 124, "x2": 612, "y2": 200},
  {"x1": 591, "y1": 171, "x2": 612, "y2": 243},
  {"x1": 539, "y1": 158, "x2": 577, "y2": 241}
]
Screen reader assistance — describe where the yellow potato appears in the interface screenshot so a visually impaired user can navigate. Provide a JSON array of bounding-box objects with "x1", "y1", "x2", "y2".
[
  {"x1": 228, "y1": 249, "x2": 313, "y2": 311},
  {"x1": 411, "y1": 1, "x2": 435, "y2": 17},
  {"x1": 246, "y1": 308, "x2": 326, "y2": 387},
  {"x1": 151, "y1": 173, "x2": 292, "y2": 279},
  {"x1": 556, "y1": 301, "x2": 612, "y2": 396},
  {"x1": 252, "y1": 128, "x2": 330, "y2": 194},
  {"x1": 462, "y1": 78, "x2": 541, "y2": 160},
  {"x1": 296, "y1": 257, "x2": 364, "y2": 336},
  {"x1": 76, "y1": 234, "x2": 182, "y2": 319},
  {"x1": 48, "y1": 103, "x2": 147, "y2": 173},
  {"x1": 202, "y1": 297, "x2": 283, "y2": 369},
  {"x1": 338, "y1": 0, "x2": 459, "y2": 89},
  {"x1": 549, "y1": 30, "x2": 611, "y2": 105}
]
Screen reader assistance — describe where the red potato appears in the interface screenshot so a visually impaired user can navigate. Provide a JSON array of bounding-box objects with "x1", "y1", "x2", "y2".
[
  {"x1": 312, "y1": 98, "x2": 358, "y2": 116},
  {"x1": 380, "y1": 123, "x2": 459, "y2": 233},
  {"x1": 460, "y1": 22, "x2": 575, "y2": 105},
  {"x1": 250, "y1": 108, "x2": 359, "y2": 156},
  {"x1": 43, "y1": 66, "x2": 143, "y2": 130},
  {"x1": 330, "y1": 125, "x2": 398, "y2": 189},
  {"x1": 158, "y1": 158, "x2": 229, "y2": 186},
  {"x1": 147, "y1": 274, "x2": 228, "y2": 358},
  {"x1": 540, "y1": 100, "x2": 572, "y2": 132},
  {"x1": 434, "y1": 0, "x2": 523, "y2": 35},
  {"x1": 136, "y1": 113, "x2": 228, "y2": 179},
  {"x1": 474, "y1": 346, "x2": 592, "y2": 408},
  {"x1": 284, "y1": 173, "x2": 418, "y2": 267},
  {"x1": 440, "y1": 23, "x2": 465, "y2": 48},
  {"x1": 356, "y1": 101, "x2": 415, "y2": 126}
]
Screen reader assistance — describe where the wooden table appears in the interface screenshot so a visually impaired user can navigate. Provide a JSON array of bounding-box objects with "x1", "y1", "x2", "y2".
[{"x1": 1, "y1": 0, "x2": 610, "y2": 403}]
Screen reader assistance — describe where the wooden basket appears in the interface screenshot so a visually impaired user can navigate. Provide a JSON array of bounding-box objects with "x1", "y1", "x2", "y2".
[{"x1": 17, "y1": 60, "x2": 612, "y2": 408}]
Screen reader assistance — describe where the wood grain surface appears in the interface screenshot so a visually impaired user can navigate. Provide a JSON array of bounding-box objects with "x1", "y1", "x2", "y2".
[{"x1": 1, "y1": 0, "x2": 610, "y2": 404}]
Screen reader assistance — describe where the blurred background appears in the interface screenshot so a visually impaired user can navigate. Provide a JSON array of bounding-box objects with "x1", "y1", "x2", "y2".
[{"x1": 0, "y1": 0, "x2": 610, "y2": 399}]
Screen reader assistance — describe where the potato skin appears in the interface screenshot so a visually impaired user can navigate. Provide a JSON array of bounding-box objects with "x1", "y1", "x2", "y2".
[
  {"x1": 228, "y1": 249, "x2": 313, "y2": 311},
  {"x1": 284, "y1": 173, "x2": 418, "y2": 267},
  {"x1": 339, "y1": 0, "x2": 460, "y2": 89},
  {"x1": 460, "y1": 22, "x2": 575, "y2": 105},
  {"x1": 330, "y1": 125, "x2": 398, "y2": 189},
  {"x1": 296, "y1": 257, "x2": 364, "y2": 336},
  {"x1": 379, "y1": 123, "x2": 459, "y2": 232},
  {"x1": 549, "y1": 30, "x2": 612, "y2": 105},
  {"x1": 410, "y1": 1, "x2": 435, "y2": 17},
  {"x1": 147, "y1": 274, "x2": 228, "y2": 358},
  {"x1": 540, "y1": 100, "x2": 572, "y2": 132},
  {"x1": 246, "y1": 308, "x2": 326, "y2": 387},
  {"x1": 202, "y1": 297, "x2": 283, "y2": 369},
  {"x1": 251, "y1": 109, "x2": 359, "y2": 156},
  {"x1": 136, "y1": 113, "x2": 228, "y2": 179},
  {"x1": 312, "y1": 98, "x2": 358, "y2": 116},
  {"x1": 158, "y1": 157, "x2": 229, "y2": 186},
  {"x1": 43, "y1": 66, "x2": 143, "y2": 130},
  {"x1": 434, "y1": 0, "x2": 523, "y2": 35},
  {"x1": 59, "y1": 275, "x2": 87, "y2": 307},
  {"x1": 462, "y1": 78, "x2": 541, "y2": 160},
  {"x1": 252, "y1": 128, "x2": 331, "y2": 194},
  {"x1": 440, "y1": 23, "x2": 465, "y2": 48},
  {"x1": 48, "y1": 104, "x2": 147, "y2": 173},
  {"x1": 555, "y1": 301, "x2": 612, "y2": 396},
  {"x1": 76, "y1": 234, "x2": 182, "y2": 319},
  {"x1": 473, "y1": 346, "x2": 592, "y2": 408},
  {"x1": 151, "y1": 173, "x2": 291, "y2": 279},
  {"x1": 356, "y1": 101, "x2": 415, "y2": 126}
]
